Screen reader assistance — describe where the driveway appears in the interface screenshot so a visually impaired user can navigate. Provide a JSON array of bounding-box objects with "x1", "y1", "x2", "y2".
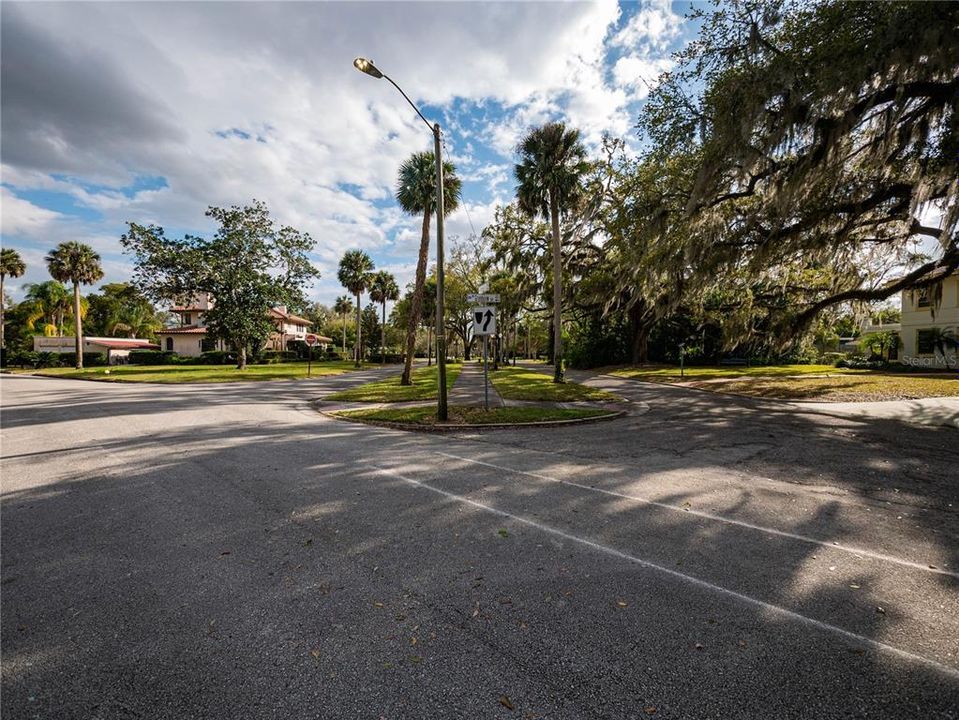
[{"x1": 1, "y1": 373, "x2": 957, "y2": 718}]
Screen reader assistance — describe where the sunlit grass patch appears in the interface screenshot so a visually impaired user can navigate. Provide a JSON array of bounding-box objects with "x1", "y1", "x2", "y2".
[
  {"x1": 12, "y1": 361, "x2": 359, "y2": 383},
  {"x1": 325, "y1": 364, "x2": 462, "y2": 402},
  {"x1": 490, "y1": 366, "x2": 620, "y2": 402}
]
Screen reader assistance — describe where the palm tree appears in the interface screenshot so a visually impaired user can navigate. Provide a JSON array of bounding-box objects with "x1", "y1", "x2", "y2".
[
  {"x1": 24, "y1": 281, "x2": 72, "y2": 335},
  {"x1": 929, "y1": 327, "x2": 958, "y2": 366},
  {"x1": 333, "y1": 295, "x2": 353, "y2": 355},
  {"x1": 46, "y1": 242, "x2": 104, "y2": 368},
  {"x1": 369, "y1": 271, "x2": 399, "y2": 364},
  {"x1": 1, "y1": 248, "x2": 26, "y2": 349},
  {"x1": 337, "y1": 250, "x2": 374, "y2": 368},
  {"x1": 395, "y1": 150, "x2": 462, "y2": 385},
  {"x1": 515, "y1": 122, "x2": 589, "y2": 383}
]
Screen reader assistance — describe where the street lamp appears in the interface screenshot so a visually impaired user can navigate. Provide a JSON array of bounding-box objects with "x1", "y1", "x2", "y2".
[{"x1": 353, "y1": 57, "x2": 449, "y2": 421}]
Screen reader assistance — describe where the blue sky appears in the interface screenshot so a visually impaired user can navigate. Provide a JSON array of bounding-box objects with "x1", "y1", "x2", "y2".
[{"x1": 1, "y1": 1, "x2": 702, "y2": 308}]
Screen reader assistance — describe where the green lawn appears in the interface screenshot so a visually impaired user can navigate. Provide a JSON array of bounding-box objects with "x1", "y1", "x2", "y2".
[
  {"x1": 490, "y1": 366, "x2": 621, "y2": 402},
  {"x1": 7, "y1": 361, "x2": 360, "y2": 383},
  {"x1": 704, "y1": 374, "x2": 959, "y2": 401},
  {"x1": 325, "y1": 363, "x2": 462, "y2": 402},
  {"x1": 604, "y1": 363, "x2": 958, "y2": 400},
  {"x1": 334, "y1": 405, "x2": 613, "y2": 425},
  {"x1": 608, "y1": 363, "x2": 862, "y2": 382}
]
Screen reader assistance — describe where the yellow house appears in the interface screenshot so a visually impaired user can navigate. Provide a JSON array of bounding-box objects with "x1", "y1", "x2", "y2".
[{"x1": 900, "y1": 273, "x2": 959, "y2": 368}]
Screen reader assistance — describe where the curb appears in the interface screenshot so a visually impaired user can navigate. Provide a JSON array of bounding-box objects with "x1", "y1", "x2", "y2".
[{"x1": 318, "y1": 407, "x2": 628, "y2": 433}]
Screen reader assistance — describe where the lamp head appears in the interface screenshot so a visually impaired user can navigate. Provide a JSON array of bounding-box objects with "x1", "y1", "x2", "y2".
[{"x1": 353, "y1": 57, "x2": 383, "y2": 79}]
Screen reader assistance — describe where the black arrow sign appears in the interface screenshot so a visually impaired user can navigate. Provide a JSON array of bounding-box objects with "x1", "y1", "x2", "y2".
[{"x1": 483, "y1": 309, "x2": 494, "y2": 331}]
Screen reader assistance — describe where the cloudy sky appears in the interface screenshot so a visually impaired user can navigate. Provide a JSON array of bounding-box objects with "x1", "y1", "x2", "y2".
[{"x1": 1, "y1": 0, "x2": 700, "y2": 308}]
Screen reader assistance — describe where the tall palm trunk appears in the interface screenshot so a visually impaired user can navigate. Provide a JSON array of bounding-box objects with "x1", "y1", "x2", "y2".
[
  {"x1": 354, "y1": 292, "x2": 362, "y2": 368},
  {"x1": 0, "y1": 274, "x2": 5, "y2": 350},
  {"x1": 381, "y1": 301, "x2": 387, "y2": 365},
  {"x1": 550, "y1": 191, "x2": 564, "y2": 383},
  {"x1": 72, "y1": 282, "x2": 83, "y2": 369},
  {"x1": 401, "y1": 211, "x2": 431, "y2": 385}
]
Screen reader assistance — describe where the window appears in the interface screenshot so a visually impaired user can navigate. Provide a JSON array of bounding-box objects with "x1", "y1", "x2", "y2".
[
  {"x1": 166, "y1": 337, "x2": 174, "y2": 352},
  {"x1": 183, "y1": 313, "x2": 192, "y2": 325},
  {"x1": 915, "y1": 289, "x2": 931, "y2": 308},
  {"x1": 916, "y1": 329, "x2": 936, "y2": 355}
]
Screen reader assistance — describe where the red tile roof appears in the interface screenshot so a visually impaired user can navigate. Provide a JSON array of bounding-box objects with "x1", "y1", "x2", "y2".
[
  {"x1": 158, "y1": 325, "x2": 208, "y2": 335},
  {"x1": 269, "y1": 308, "x2": 312, "y2": 325},
  {"x1": 89, "y1": 339, "x2": 160, "y2": 350}
]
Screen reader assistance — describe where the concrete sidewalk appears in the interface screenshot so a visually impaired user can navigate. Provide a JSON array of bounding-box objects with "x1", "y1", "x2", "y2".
[
  {"x1": 448, "y1": 361, "x2": 503, "y2": 407},
  {"x1": 790, "y1": 396, "x2": 959, "y2": 429}
]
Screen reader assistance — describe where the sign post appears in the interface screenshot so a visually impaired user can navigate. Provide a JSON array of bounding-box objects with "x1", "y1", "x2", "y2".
[
  {"x1": 472, "y1": 306, "x2": 497, "y2": 411},
  {"x1": 305, "y1": 333, "x2": 320, "y2": 378}
]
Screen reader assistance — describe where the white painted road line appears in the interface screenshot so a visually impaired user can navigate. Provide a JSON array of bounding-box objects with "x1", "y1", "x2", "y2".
[
  {"x1": 369, "y1": 463, "x2": 959, "y2": 681},
  {"x1": 435, "y1": 451, "x2": 958, "y2": 579}
]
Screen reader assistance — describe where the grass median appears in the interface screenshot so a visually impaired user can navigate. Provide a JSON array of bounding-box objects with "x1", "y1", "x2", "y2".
[
  {"x1": 325, "y1": 363, "x2": 462, "y2": 402},
  {"x1": 6, "y1": 361, "x2": 360, "y2": 383},
  {"x1": 489, "y1": 366, "x2": 621, "y2": 402},
  {"x1": 334, "y1": 405, "x2": 613, "y2": 426}
]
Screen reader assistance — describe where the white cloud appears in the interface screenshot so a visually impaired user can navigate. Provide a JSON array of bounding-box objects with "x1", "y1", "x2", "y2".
[
  {"x1": 1, "y1": 0, "x2": 691, "y2": 304},
  {"x1": 0, "y1": 187, "x2": 63, "y2": 235}
]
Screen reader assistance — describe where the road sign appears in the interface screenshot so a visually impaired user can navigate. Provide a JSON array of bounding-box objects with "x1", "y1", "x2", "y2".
[
  {"x1": 472, "y1": 306, "x2": 496, "y2": 335},
  {"x1": 305, "y1": 333, "x2": 321, "y2": 347},
  {"x1": 467, "y1": 293, "x2": 500, "y2": 305}
]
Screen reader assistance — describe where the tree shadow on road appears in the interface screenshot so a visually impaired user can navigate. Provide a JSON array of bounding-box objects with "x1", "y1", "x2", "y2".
[{"x1": 1, "y1": 377, "x2": 958, "y2": 718}]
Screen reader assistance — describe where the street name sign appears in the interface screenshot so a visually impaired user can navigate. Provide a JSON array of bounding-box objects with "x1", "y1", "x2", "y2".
[{"x1": 467, "y1": 293, "x2": 500, "y2": 305}]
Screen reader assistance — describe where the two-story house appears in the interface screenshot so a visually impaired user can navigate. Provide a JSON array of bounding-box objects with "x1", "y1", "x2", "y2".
[
  {"x1": 156, "y1": 293, "x2": 327, "y2": 357},
  {"x1": 900, "y1": 272, "x2": 959, "y2": 368}
]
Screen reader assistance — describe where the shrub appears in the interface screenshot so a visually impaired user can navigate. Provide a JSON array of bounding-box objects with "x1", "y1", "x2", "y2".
[
  {"x1": 326, "y1": 349, "x2": 349, "y2": 361},
  {"x1": 57, "y1": 352, "x2": 108, "y2": 367},
  {"x1": 35, "y1": 351, "x2": 62, "y2": 368},
  {"x1": 821, "y1": 352, "x2": 848, "y2": 366},
  {"x1": 129, "y1": 350, "x2": 180, "y2": 365},
  {"x1": 257, "y1": 350, "x2": 298, "y2": 364},
  {"x1": 836, "y1": 356, "x2": 887, "y2": 370},
  {"x1": 9, "y1": 350, "x2": 39, "y2": 368},
  {"x1": 371, "y1": 352, "x2": 404, "y2": 364},
  {"x1": 197, "y1": 350, "x2": 237, "y2": 365}
]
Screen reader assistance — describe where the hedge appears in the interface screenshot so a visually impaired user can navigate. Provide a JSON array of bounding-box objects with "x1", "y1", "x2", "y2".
[
  {"x1": 198, "y1": 350, "x2": 237, "y2": 365},
  {"x1": 257, "y1": 350, "x2": 299, "y2": 364},
  {"x1": 128, "y1": 350, "x2": 181, "y2": 365},
  {"x1": 56, "y1": 352, "x2": 108, "y2": 367}
]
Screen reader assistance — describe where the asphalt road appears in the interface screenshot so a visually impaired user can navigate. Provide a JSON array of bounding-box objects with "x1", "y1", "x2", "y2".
[{"x1": 2, "y1": 369, "x2": 957, "y2": 719}]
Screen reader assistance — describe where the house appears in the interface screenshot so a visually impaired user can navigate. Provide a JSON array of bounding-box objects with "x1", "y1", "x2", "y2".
[
  {"x1": 900, "y1": 272, "x2": 959, "y2": 368},
  {"x1": 34, "y1": 335, "x2": 159, "y2": 364},
  {"x1": 155, "y1": 293, "x2": 329, "y2": 357}
]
